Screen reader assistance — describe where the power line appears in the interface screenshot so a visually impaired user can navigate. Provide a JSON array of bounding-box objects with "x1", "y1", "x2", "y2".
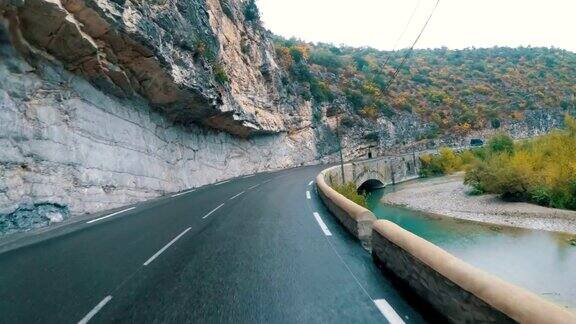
[
  {"x1": 381, "y1": 0, "x2": 423, "y2": 70},
  {"x1": 383, "y1": 0, "x2": 441, "y2": 94}
]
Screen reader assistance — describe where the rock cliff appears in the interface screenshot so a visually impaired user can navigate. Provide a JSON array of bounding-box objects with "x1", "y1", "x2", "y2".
[
  {"x1": 0, "y1": 0, "x2": 324, "y2": 234},
  {"x1": 2, "y1": 0, "x2": 310, "y2": 137}
]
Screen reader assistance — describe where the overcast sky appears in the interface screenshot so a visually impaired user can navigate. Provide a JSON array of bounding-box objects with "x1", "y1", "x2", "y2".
[{"x1": 257, "y1": 0, "x2": 576, "y2": 52}]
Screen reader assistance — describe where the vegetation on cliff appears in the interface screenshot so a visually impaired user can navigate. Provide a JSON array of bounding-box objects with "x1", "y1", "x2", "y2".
[
  {"x1": 419, "y1": 116, "x2": 576, "y2": 210},
  {"x1": 273, "y1": 37, "x2": 576, "y2": 136}
]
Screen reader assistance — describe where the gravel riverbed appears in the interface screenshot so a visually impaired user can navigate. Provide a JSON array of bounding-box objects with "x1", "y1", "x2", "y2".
[{"x1": 382, "y1": 173, "x2": 576, "y2": 235}]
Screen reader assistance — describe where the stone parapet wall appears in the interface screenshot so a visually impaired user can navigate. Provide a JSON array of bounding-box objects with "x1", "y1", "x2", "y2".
[
  {"x1": 316, "y1": 166, "x2": 375, "y2": 246},
  {"x1": 315, "y1": 153, "x2": 422, "y2": 246},
  {"x1": 372, "y1": 220, "x2": 576, "y2": 323}
]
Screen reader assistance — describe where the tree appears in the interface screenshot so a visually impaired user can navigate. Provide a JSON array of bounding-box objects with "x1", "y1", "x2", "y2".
[
  {"x1": 310, "y1": 80, "x2": 334, "y2": 103},
  {"x1": 309, "y1": 49, "x2": 343, "y2": 69},
  {"x1": 487, "y1": 133, "x2": 514, "y2": 154},
  {"x1": 360, "y1": 106, "x2": 378, "y2": 120},
  {"x1": 565, "y1": 114, "x2": 576, "y2": 137},
  {"x1": 244, "y1": 0, "x2": 260, "y2": 21}
]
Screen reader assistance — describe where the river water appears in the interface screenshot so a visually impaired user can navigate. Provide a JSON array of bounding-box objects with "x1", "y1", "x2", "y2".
[{"x1": 367, "y1": 182, "x2": 576, "y2": 310}]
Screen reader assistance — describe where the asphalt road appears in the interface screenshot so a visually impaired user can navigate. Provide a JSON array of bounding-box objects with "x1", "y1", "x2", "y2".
[{"x1": 0, "y1": 165, "x2": 427, "y2": 323}]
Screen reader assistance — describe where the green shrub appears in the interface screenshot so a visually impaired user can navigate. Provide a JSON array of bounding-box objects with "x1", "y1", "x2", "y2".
[
  {"x1": 291, "y1": 62, "x2": 313, "y2": 82},
  {"x1": 491, "y1": 118, "x2": 501, "y2": 129},
  {"x1": 310, "y1": 80, "x2": 334, "y2": 103},
  {"x1": 213, "y1": 63, "x2": 229, "y2": 84},
  {"x1": 530, "y1": 186, "x2": 552, "y2": 206},
  {"x1": 419, "y1": 147, "x2": 474, "y2": 177},
  {"x1": 333, "y1": 182, "x2": 368, "y2": 208},
  {"x1": 419, "y1": 153, "x2": 443, "y2": 177},
  {"x1": 487, "y1": 132, "x2": 514, "y2": 154},
  {"x1": 470, "y1": 146, "x2": 487, "y2": 161},
  {"x1": 309, "y1": 49, "x2": 343, "y2": 69},
  {"x1": 195, "y1": 40, "x2": 216, "y2": 62},
  {"x1": 219, "y1": 0, "x2": 234, "y2": 20},
  {"x1": 244, "y1": 0, "x2": 260, "y2": 21},
  {"x1": 466, "y1": 186, "x2": 485, "y2": 196},
  {"x1": 464, "y1": 159, "x2": 489, "y2": 193}
]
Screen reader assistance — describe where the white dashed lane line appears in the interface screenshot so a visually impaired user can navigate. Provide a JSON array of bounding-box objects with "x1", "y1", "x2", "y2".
[
  {"x1": 306, "y1": 191, "x2": 311, "y2": 199},
  {"x1": 374, "y1": 299, "x2": 406, "y2": 324},
  {"x1": 202, "y1": 203, "x2": 225, "y2": 219},
  {"x1": 312, "y1": 212, "x2": 332, "y2": 236},
  {"x1": 78, "y1": 295, "x2": 112, "y2": 324},
  {"x1": 229, "y1": 191, "x2": 245, "y2": 200},
  {"x1": 86, "y1": 207, "x2": 136, "y2": 224},
  {"x1": 143, "y1": 227, "x2": 192, "y2": 266},
  {"x1": 248, "y1": 184, "x2": 260, "y2": 190},
  {"x1": 308, "y1": 180, "x2": 314, "y2": 186}
]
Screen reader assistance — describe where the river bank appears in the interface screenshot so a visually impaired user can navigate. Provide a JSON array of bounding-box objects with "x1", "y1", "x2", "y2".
[{"x1": 382, "y1": 173, "x2": 576, "y2": 235}]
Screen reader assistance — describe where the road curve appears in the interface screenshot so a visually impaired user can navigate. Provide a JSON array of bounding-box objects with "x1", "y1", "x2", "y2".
[{"x1": 0, "y1": 165, "x2": 427, "y2": 323}]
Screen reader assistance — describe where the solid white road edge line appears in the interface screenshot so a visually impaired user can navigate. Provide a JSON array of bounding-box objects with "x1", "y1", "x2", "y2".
[
  {"x1": 202, "y1": 203, "x2": 225, "y2": 219},
  {"x1": 229, "y1": 191, "x2": 245, "y2": 200},
  {"x1": 373, "y1": 299, "x2": 405, "y2": 324},
  {"x1": 171, "y1": 189, "x2": 196, "y2": 198},
  {"x1": 243, "y1": 174, "x2": 254, "y2": 178},
  {"x1": 306, "y1": 191, "x2": 311, "y2": 199},
  {"x1": 86, "y1": 207, "x2": 136, "y2": 224},
  {"x1": 312, "y1": 212, "x2": 332, "y2": 236},
  {"x1": 78, "y1": 295, "x2": 113, "y2": 324},
  {"x1": 308, "y1": 180, "x2": 314, "y2": 186},
  {"x1": 215, "y1": 180, "x2": 230, "y2": 186},
  {"x1": 143, "y1": 227, "x2": 192, "y2": 266}
]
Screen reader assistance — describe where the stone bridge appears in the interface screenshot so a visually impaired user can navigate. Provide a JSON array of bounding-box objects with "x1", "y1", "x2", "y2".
[{"x1": 325, "y1": 152, "x2": 424, "y2": 192}]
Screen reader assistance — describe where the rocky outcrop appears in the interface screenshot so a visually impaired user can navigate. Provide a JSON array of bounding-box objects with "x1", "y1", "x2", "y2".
[{"x1": 2, "y1": 0, "x2": 307, "y2": 137}]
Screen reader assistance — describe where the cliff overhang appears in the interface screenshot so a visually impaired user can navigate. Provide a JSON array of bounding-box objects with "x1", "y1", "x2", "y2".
[{"x1": 0, "y1": 0, "x2": 289, "y2": 137}]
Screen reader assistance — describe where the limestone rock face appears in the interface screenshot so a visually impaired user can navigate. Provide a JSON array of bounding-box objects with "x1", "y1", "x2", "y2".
[
  {"x1": 0, "y1": 39, "x2": 322, "y2": 230},
  {"x1": 0, "y1": 0, "x2": 330, "y2": 234},
  {"x1": 4, "y1": 0, "x2": 304, "y2": 137}
]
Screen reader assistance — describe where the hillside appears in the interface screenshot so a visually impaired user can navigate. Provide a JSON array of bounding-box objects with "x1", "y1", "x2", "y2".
[{"x1": 274, "y1": 38, "x2": 576, "y2": 139}]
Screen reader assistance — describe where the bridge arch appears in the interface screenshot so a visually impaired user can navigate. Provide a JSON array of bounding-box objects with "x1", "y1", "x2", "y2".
[
  {"x1": 353, "y1": 167, "x2": 387, "y2": 193},
  {"x1": 357, "y1": 179, "x2": 384, "y2": 193}
]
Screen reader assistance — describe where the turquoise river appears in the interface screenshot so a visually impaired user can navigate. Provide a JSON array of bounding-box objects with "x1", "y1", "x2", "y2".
[{"x1": 367, "y1": 180, "x2": 576, "y2": 311}]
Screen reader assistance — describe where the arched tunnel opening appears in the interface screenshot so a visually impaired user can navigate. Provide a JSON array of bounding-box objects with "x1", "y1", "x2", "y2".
[{"x1": 357, "y1": 179, "x2": 385, "y2": 194}]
